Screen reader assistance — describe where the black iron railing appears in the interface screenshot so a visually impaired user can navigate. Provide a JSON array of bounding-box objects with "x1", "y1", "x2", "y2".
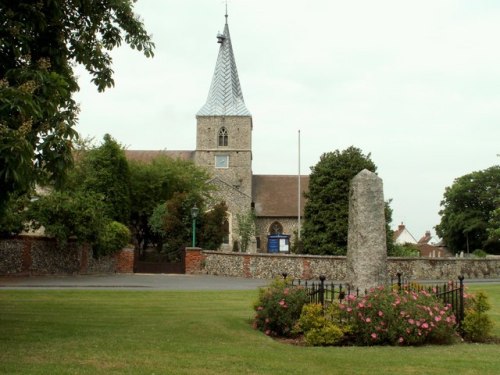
[{"x1": 282, "y1": 272, "x2": 465, "y2": 329}]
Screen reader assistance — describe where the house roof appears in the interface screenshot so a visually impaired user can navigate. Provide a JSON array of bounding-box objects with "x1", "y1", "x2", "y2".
[
  {"x1": 393, "y1": 223, "x2": 418, "y2": 244},
  {"x1": 197, "y1": 14, "x2": 251, "y2": 116},
  {"x1": 418, "y1": 230, "x2": 434, "y2": 244},
  {"x1": 252, "y1": 175, "x2": 309, "y2": 217},
  {"x1": 124, "y1": 150, "x2": 194, "y2": 163}
]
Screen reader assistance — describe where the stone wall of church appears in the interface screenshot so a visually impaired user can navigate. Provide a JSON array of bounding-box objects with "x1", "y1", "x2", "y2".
[
  {"x1": 196, "y1": 116, "x2": 252, "y2": 150},
  {"x1": 255, "y1": 217, "x2": 301, "y2": 252},
  {"x1": 209, "y1": 179, "x2": 253, "y2": 251},
  {"x1": 195, "y1": 116, "x2": 253, "y2": 199}
]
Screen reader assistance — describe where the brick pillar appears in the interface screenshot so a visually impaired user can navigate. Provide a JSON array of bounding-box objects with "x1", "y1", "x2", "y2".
[
  {"x1": 184, "y1": 247, "x2": 204, "y2": 274},
  {"x1": 243, "y1": 255, "x2": 251, "y2": 278},
  {"x1": 114, "y1": 247, "x2": 135, "y2": 273}
]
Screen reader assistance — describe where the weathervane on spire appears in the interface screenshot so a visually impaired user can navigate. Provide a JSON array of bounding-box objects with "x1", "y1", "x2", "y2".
[{"x1": 217, "y1": 1, "x2": 229, "y2": 43}]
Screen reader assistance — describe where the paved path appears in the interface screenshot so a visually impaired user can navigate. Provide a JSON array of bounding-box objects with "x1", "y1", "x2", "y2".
[
  {"x1": 1, "y1": 274, "x2": 498, "y2": 291},
  {"x1": 0, "y1": 274, "x2": 269, "y2": 291}
]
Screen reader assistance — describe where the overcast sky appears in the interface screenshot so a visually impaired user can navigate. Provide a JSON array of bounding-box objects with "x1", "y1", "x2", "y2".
[{"x1": 74, "y1": 0, "x2": 500, "y2": 241}]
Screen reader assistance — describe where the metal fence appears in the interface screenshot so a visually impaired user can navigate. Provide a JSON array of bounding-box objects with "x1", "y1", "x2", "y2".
[{"x1": 283, "y1": 272, "x2": 465, "y2": 329}]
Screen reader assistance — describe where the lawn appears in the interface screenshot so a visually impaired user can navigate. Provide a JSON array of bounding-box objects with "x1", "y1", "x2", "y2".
[{"x1": 0, "y1": 283, "x2": 499, "y2": 375}]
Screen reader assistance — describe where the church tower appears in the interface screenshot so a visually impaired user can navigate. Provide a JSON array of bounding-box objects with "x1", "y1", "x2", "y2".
[{"x1": 195, "y1": 12, "x2": 253, "y2": 250}]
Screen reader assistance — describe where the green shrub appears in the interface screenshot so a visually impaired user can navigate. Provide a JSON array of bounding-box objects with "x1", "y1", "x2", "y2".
[
  {"x1": 462, "y1": 291, "x2": 494, "y2": 342},
  {"x1": 253, "y1": 278, "x2": 308, "y2": 337},
  {"x1": 95, "y1": 221, "x2": 131, "y2": 257},
  {"x1": 339, "y1": 287, "x2": 458, "y2": 346},
  {"x1": 296, "y1": 303, "x2": 344, "y2": 346},
  {"x1": 472, "y1": 249, "x2": 488, "y2": 258}
]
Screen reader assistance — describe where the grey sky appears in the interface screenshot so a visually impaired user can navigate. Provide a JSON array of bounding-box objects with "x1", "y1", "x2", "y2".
[{"x1": 74, "y1": 0, "x2": 500, "y2": 241}]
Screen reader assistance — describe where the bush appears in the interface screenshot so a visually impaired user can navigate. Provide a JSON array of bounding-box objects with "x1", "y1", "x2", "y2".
[
  {"x1": 462, "y1": 291, "x2": 494, "y2": 342},
  {"x1": 253, "y1": 278, "x2": 308, "y2": 337},
  {"x1": 95, "y1": 221, "x2": 131, "y2": 257},
  {"x1": 339, "y1": 287, "x2": 458, "y2": 346},
  {"x1": 472, "y1": 249, "x2": 488, "y2": 258},
  {"x1": 296, "y1": 303, "x2": 344, "y2": 346}
]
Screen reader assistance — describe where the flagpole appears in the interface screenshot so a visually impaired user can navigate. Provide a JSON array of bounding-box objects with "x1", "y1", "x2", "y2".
[{"x1": 298, "y1": 129, "x2": 301, "y2": 240}]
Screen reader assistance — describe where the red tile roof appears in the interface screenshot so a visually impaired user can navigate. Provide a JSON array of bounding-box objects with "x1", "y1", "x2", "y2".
[{"x1": 252, "y1": 175, "x2": 309, "y2": 217}]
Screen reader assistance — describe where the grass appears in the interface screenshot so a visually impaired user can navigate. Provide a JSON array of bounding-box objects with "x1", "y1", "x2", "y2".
[{"x1": 0, "y1": 283, "x2": 498, "y2": 375}]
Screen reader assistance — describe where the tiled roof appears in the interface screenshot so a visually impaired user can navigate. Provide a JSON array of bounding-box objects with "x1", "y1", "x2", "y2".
[
  {"x1": 197, "y1": 16, "x2": 251, "y2": 116},
  {"x1": 124, "y1": 150, "x2": 195, "y2": 163},
  {"x1": 253, "y1": 175, "x2": 309, "y2": 217}
]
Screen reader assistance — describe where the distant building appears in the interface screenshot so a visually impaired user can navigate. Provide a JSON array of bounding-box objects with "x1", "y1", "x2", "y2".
[{"x1": 393, "y1": 223, "x2": 418, "y2": 245}]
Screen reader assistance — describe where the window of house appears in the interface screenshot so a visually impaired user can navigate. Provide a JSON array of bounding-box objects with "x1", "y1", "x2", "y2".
[
  {"x1": 218, "y1": 127, "x2": 228, "y2": 146},
  {"x1": 222, "y1": 219, "x2": 230, "y2": 244}
]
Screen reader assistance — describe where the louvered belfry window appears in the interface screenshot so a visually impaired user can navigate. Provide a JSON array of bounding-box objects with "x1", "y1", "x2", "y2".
[{"x1": 218, "y1": 127, "x2": 228, "y2": 146}]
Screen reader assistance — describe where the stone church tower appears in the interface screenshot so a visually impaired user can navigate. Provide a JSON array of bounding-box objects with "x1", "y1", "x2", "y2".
[{"x1": 194, "y1": 13, "x2": 254, "y2": 250}]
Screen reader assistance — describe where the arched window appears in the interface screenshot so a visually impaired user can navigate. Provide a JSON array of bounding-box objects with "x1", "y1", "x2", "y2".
[
  {"x1": 222, "y1": 219, "x2": 230, "y2": 244},
  {"x1": 269, "y1": 221, "x2": 283, "y2": 235},
  {"x1": 218, "y1": 127, "x2": 228, "y2": 146}
]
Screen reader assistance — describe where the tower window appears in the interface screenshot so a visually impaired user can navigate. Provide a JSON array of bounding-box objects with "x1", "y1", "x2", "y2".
[{"x1": 218, "y1": 127, "x2": 228, "y2": 146}]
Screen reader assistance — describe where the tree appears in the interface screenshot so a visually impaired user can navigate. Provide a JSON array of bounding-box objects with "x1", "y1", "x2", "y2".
[
  {"x1": 72, "y1": 134, "x2": 131, "y2": 223},
  {"x1": 301, "y1": 146, "x2": 377, "y2": 255},
  {"x1": 236, "y1": 209, "x2": 256, "y2": 252},
  {"x1": 199, "y1": 201, "x2": 229, "y2": 250},
  {"x1": 160, "y1": 192, "x2": 198, "y2": 258},
  {"x1": 0, "y1": 0, "x2": 154, "y2": 216},
  {"x1": 436, "y1": 166, "x2": 500, "y2": 254},
  {"x1": 26, "y1": 190, "x2": 107, "y2": 248},
  {"x1": 128, "y1": 156, "x2": 211, "y2": 251}
]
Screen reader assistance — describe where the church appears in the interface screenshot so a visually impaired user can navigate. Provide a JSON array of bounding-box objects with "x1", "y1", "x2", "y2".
[{"x1": 126, "y1": 13, "x2": 308, "y2": 253}]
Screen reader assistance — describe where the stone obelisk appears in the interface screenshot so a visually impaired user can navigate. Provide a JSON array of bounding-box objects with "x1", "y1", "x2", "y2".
[{"x1": 346, "y1": 169, "x2": 388, "y2": 293}]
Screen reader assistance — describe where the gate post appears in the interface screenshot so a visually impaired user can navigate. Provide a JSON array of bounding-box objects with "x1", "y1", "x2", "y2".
[{"x1": 184, "y1": 247, "x2": 204, "y2": 274}]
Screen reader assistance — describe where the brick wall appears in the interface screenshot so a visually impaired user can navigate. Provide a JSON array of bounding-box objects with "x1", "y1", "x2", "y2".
[
  {"x1": 185, "y1": 247, "x2": 205, "y2": 274},
  {"x1": 191, "y1": 251, "x2": 500, "y2": 280},
  {"x1": 0, "y1": 236, "x2": 133, "y2": 275}
]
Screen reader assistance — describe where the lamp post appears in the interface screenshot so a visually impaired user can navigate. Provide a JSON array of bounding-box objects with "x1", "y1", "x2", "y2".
[{"x1": 191, "y1": 204, "x2": 199, "y2": 247}]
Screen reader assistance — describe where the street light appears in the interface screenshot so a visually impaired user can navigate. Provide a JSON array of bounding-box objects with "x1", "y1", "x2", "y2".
[{"x1": 191, "y1": 204, "x2": 199, "y2": 247}]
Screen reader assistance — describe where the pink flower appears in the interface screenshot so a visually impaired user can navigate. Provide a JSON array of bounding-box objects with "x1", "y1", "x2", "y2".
[
  {"x1": 365, "y1": 317, "x2": 372, "y2": 323},
  {"x1": 265, "y1": 330, "x2": 271, "y2": 336},
  {"x1": 416, "y1": 321, "x2": 421, "y2": 327},
  {"x1": 279, "y1": 299, "x2": 286, "y2": 306},
  {"x1": 422, "y1": 323, "x2": 429, "y2": 329},
  {"x1": 265, "y1": 318, "x2": 270, "y2": 323},
  {"x1": 435, "y1": 316, "x2": 442, "y2": 322},
  {"x1": 378, "y1": 311, "x2": 384, "y2": 317},
  {"x1": 346, "y1": 307, "x2": 353, "y2": 312},
  {"x1": 358, "y1": 302, "x2": 365, "y2": 308},
  {"x1": 408, "y1": 319, "x2": 415, "y2": 325},
  {"x1": 398, "y1": 337, "x2": 404, "y2": 344},
  {"x1": 371, "y1": 333, "x2": 377, "y2": 340}
]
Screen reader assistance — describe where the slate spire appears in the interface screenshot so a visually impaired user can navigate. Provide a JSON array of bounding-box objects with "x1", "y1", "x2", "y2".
[{"x1": 197, "y1": 13, "x2": 251, "y2": 116}]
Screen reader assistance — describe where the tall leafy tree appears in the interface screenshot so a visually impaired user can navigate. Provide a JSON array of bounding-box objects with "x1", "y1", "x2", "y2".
[
  {"x1": 128, "y1": 156, "x2": 211, "y2": 251},
  {"x1": 436, "y1": 165, "x2": 500, "y2": 254},
  {"x1": 199, "y1": 201, "x2": 229, "y2": 250},
  {"x1": 74, "y1": 134, "x2": 131, "y2": 223},
  {"x1": 302, "y1": 146, "x2": 377, "y2": 255},
  {"x1": 0, "y1": 0, "x2": 154, "y2": 215}
]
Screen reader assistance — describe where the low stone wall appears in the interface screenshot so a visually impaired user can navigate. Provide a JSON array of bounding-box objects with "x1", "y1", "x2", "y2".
[
  {"x1": 0, "y1": 236, "x2": 134, "y2": 275},
  {"x1": 197, "y1": 251, "x2": 500, "y2": 280}
]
